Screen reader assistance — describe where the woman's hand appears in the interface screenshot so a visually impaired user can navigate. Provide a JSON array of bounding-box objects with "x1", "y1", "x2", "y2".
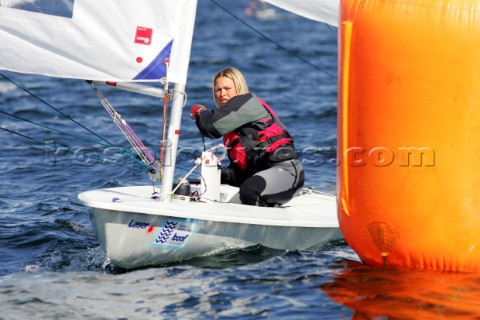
[{"x1": 190, "y1": 104, "x2": 207, "y2": 119}]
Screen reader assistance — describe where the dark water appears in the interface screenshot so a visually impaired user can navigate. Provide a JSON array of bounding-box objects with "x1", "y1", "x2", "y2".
[{"x1": 2, "y1": 1, "x2": 480, "y2": 319}]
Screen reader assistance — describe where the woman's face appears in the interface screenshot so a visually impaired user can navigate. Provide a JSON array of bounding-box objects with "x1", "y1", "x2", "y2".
[{"x1": 214, "y1": 76, "x2": 237, "y2": 107}]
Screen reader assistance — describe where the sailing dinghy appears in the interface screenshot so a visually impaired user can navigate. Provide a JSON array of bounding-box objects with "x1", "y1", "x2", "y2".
[{"x1": 0, "y1": 0, "x2": 341, "y2": 269}]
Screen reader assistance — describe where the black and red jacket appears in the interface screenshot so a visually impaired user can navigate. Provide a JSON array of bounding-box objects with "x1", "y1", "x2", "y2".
[{"x1": 195, "y1": 93, "x2": 297, "y2": 172}]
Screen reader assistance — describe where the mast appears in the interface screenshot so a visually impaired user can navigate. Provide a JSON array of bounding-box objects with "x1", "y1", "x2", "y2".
[{"x1": 160, "y1": 83, "x2": 185, "y2": 201}]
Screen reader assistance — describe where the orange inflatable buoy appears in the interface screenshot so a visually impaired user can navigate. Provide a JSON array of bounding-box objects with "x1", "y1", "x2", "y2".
[{"x1": 338, "y1": 0, "x2": 480, "y2": 272}]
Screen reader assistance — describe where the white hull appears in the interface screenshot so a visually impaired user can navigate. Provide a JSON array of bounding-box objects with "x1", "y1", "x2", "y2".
[{"x1": 79, "y1": 185, "x2": 342, "y2": 269}]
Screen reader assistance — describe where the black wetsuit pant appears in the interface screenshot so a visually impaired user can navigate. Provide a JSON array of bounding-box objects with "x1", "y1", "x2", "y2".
[{"x1": 222, "y1": 159, "x2": 305, "y2": 207}]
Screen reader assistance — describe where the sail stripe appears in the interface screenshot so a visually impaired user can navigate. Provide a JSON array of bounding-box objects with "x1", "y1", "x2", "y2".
[{"x1": 133, "y1": 40, "x2": 173, "y2": 81}]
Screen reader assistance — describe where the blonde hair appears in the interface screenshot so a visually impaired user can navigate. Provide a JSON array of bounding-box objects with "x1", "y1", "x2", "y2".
[{"x1": 212, "y1": 67, "x2": 249, "y2": 107}]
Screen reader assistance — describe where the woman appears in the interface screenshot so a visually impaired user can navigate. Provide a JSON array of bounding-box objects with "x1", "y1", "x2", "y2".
[{"x1": 190, "y1": 67, "x2": 304, "y2": 207}]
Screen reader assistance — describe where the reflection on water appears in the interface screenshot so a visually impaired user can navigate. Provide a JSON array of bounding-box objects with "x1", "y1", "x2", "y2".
[{"x1": 322, "y1": 259, "x2": 480, "y2": 319}]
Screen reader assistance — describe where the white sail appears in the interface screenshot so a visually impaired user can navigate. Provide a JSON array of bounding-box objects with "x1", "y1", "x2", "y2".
[
  {"x1": 264, "y1": 0, "x2": 339, "y2": 26},
  {"x1": 0, "y1": 0, "x2": 197, "y2": 83}
]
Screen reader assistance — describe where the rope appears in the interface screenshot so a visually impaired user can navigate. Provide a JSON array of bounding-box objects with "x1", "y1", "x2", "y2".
[
  {"x1": 0, "y1": 125, "x2": 146, "y2": 172},
  {"x1": 0, "y1": 109, "x2": 150, "y2": 169},
  {"x1": 209, "y1": 0, "x2": 336, "y2": 78},
  {"x1": 0, "y1": 73, "x2": 117, "y2": 146},
  {"x1": 0, "y1": 121, "x2": 197, "y2": 175}
]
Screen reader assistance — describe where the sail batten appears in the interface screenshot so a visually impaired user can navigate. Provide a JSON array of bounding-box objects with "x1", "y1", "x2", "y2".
[{"x1": 0, "y1": 0, "x2": 197, "y2": 84}]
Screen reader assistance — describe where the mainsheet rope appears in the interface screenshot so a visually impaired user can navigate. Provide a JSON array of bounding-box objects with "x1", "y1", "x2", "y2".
[
  {"x1": 0, "y1": 73, "x2": 116, "y2": 147},
  {"x1": 0, "y1": 124, "x2": 146, "y2": 172},
  {"x1": 0, "y1": 73, "x2": 153, "y2": 170},
  {"x1": 0, "y1": 109, "x2": 151, "y2": 170}
]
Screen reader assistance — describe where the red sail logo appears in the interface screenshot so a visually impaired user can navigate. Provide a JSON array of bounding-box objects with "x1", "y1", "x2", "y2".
[{"x1": 134, "y1": 26, "x2": 153, "y2": 45}]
